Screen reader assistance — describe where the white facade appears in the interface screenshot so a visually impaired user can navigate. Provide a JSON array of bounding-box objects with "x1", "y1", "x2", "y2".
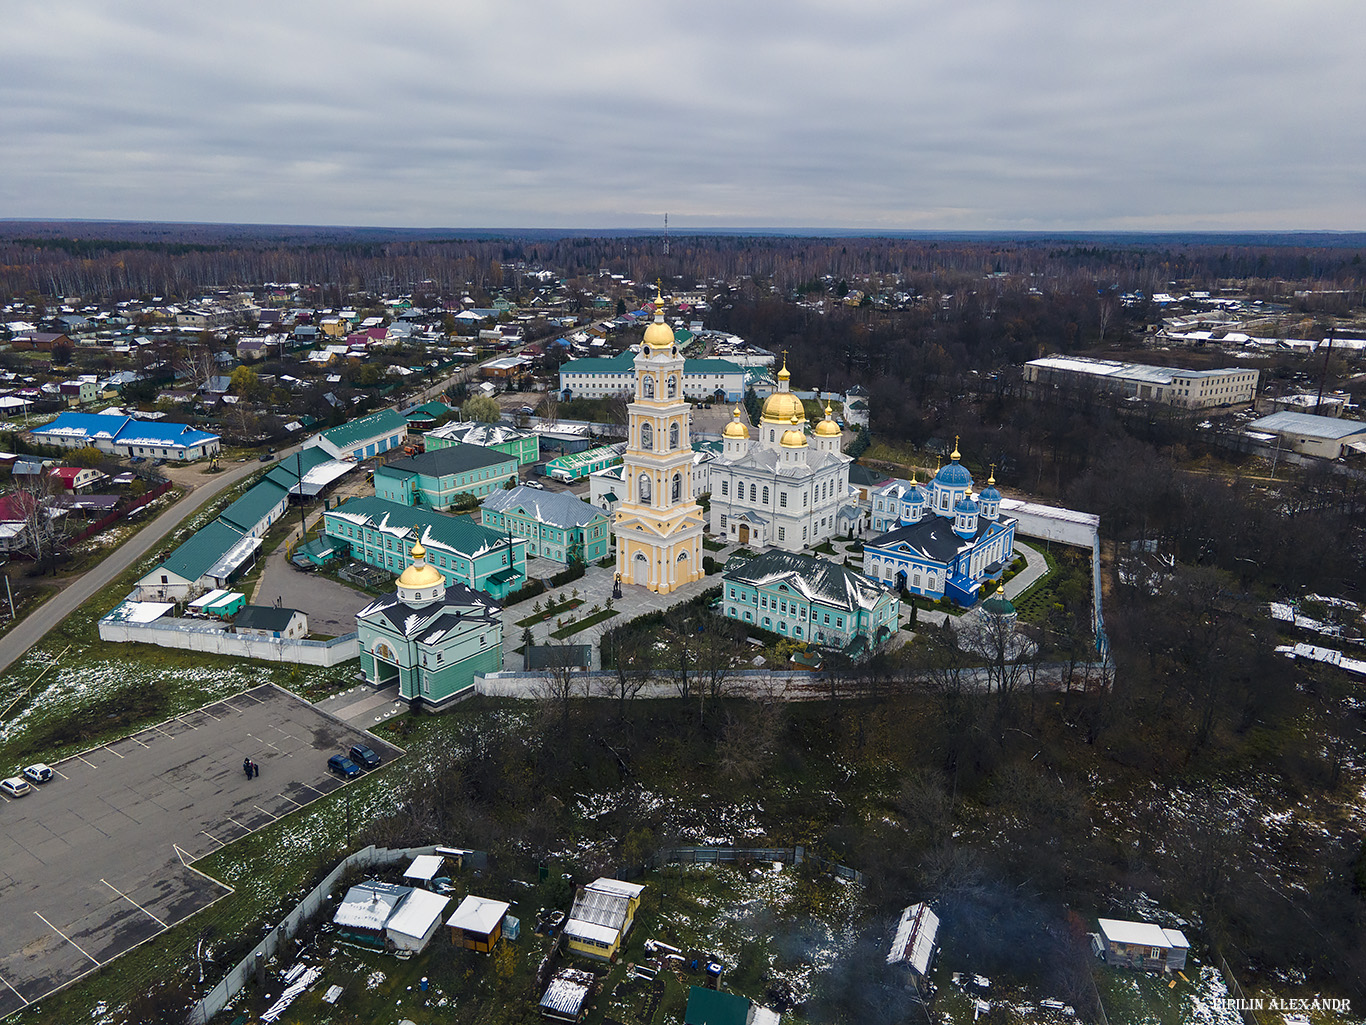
[
  {"x1": 706, "y1": 359, "x2": 852, "y2": 553},
  {"x1": 1024, "y1": 356, "x2": 1259, "y2": 409}
]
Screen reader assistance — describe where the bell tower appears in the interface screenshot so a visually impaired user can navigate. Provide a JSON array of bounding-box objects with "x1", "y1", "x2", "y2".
[{"x1": 613, "y1": 291, "x2": 704, "y2": 593}]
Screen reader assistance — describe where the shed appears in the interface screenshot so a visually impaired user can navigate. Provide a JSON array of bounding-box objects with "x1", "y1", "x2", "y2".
[
  {"x1": 333, "y1": 881, "x2": 411, "y2": 948},
  {"x1": 403, "y1": 854, "x2": 446, "y2": 888},
  {"x1": 385, "y1": 888, "x2": 451, "y2": 954},
  {"x1": 539, "y1": 967, "x2": 596, "y2": 1022},
  {"x1": 564, "y1": 878, "x2": 645, "y2": 961},
  {"x1": 886, "y1": 902, "x2": 939, "y2": 976},
  {"x1": 188, "y1": 589, "x2": 245, "y2": 617},
  {"x1": 446, "y1": 895, "x2": 510, "y2": 952},
  {"x1": 1096, "y1": 918, "x2": 1189, "y2": 971}
]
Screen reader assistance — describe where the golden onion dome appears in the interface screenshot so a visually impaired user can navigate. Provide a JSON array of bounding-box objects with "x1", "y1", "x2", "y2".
[
  {"x1": 780, "y1": 413, "x2": 808, "y2": 448},
  {"x1": 814, "y1": 403, "x2": 840, "y2": 436},
  {"x1": 397, "y1": 539, "x2": 444, "y2": 589},
  {"x1": 642, "y1": 292, "x2": 673, "y2": 349},
  {"x1": 760, "y1": 390, "x2": 806, "y2": 424},
  {"x1": 722, "y1": 407, "x2": 750, "y2": 439}
]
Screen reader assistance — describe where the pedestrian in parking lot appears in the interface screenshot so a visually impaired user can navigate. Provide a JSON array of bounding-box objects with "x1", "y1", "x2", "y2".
[
  {"x1": 253, "y1": 761, "x2": 260, "y2": 778},
  {"x1": 242, "y1": 757, "x2": 251, "y2": 780}
]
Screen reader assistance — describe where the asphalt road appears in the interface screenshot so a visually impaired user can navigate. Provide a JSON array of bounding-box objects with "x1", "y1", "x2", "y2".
[{"x1": 0, "y1": 684, "x2": 399, "y2": 1017}]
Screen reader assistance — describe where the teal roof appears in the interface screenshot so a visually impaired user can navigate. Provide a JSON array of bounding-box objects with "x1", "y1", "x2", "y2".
[
  {"x1": 319, "y1": 408, "x2": 407, "y2": 449},
  {"x1": 159, "y1": 519, "x2": 245, "y2": 582},
  {"x1": 561, "y1": 352, "x2": 743, "y2": 377},
  {"x1": 683, "y1": 987, "x2": 751, "y2": 1025},
  {"x1": 220, "y1": 479, "x2": 289, "y2": 533},
  {"x1": 263, "y1": 447, "x2": 334, "y2": 491},
  {"x1": 560, "y1": 352, "x2": 635, "y2": 374},
  {"x1": 406, "y1": 400, "x2": 452, "y2": 419},
  {"x1": 326, "y1": 496, "x2": 516, "y2": 559}
]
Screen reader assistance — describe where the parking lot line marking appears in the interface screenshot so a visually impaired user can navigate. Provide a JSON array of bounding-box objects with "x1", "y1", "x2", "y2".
[
  {"x1": 0, "y1": 972, "x2": 29, "y2": 1007},
  {"x1": 278, "y1": 792, "x2": 304, "y2": 808},
  {"x1": 102, "y1": 744, "x2": 125, "y2": 759},
  {"x1": 252, "y1": 804, "x2": 278, "y2": 821},
  {"x1": 175, "y1": 715, "x2": 200, "y2": 729},
  {"x1": 200, "y1": 829, "x2": 225, "y2": 847},
  {"x1": 33, "y1": 912, "x2": 100, "y2": 966},
  {"x1": 74, "y1": 753, "x2": 97, "y2": 768},
  {"x1": 53, "y1": 768, "x2": 69, "y2": 780},
  {"x1": 124, "y1": 734, "x2": 150, "y2": 748},
  {"x1": 199, "y1": 707, "x2": 223, "y2": 722},
  {"x1": 296, "y1": 781, "x2": 326, "y2": 796},
  {"x1": 225, "y1": 814, "x2": 251, "y2": 832},
  {"x1": 101, "y1": 878, "x2": 167, "y2": 929}
]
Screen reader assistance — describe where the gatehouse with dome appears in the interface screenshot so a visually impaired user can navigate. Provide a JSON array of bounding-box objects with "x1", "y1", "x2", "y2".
[
  {"x1": 706, "y1": 355, "x2": 853, "y2": 553},
  {"x1": 355, "y1": 539, "x2": 504, "y2": 710},
  {"x1": 863, "y1": 443, "x2": 1017, "y2": 606}
]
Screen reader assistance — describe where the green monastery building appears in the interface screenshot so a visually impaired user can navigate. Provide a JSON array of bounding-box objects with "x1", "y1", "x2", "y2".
[
  {"x1": 721, "y1": 550, "x2": 900, "y2": 654},
  {"x1": 355, "y1": 540, "x2": 503, "y2": 710},
  {"x1": 322, "y1": 496, "x2": 527, "y2": 599},
  {"x1": 424, "y1": 421, "x2": 540, "y2": 466},
  {"x1": 479, "y1": 485, "x2": 610, "y2": 564},
  {"x1": 373, "y1": 443, "x2": 518, "y2": 509}
]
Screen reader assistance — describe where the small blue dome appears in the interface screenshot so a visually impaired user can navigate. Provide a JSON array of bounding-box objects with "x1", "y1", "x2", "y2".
[
  {"x1": 978, "y1": 485, "x2": 1001, "y2": 503},
  {"x1": 955, "y1": 495, "x2": 979, "y2": 515},
  {"x1": 935, "y1": 460, "x2": 973, "y2": 488},
  {"x1": 905, "y1": 484, "x2": 925, "y2": 504}
]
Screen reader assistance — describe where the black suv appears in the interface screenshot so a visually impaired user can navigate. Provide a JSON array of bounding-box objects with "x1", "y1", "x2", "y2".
[{"x1": 349, "y1": 744, "x2": 382, "y2": 770}]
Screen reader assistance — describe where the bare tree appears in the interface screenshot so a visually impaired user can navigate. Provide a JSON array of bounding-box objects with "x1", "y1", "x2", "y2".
[
  {"x1": 534, "y1": 650, "x2": 585, "y2": 734},
  {"x1": 175, "y1": 335, "x2": 218, "y2": 394},
  {"x1": 598, "y1": 626, "x2": 647, "y2": 721},
  {"x1": 12, "y1": 473, "x2": 68, "y2": 573}
]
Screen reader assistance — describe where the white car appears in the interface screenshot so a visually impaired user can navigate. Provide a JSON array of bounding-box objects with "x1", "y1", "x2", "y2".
[
  {"x1": 22, "y1": 763, "x2": 53, "y2": 784},
  {"x1": 1, "y1": 776, "x2": 31, "y2": 798}
]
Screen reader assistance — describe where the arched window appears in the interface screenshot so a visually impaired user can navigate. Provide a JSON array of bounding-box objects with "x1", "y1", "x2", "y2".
[
  {"x1": 749, "y1": 483, "x2": 757, "y2": 502},
  {"x1": 639, "y1": 474, "x2": 652, "y2": 504},
  {"x1": 667, "y1": 375, "x2": 677, "y2": 398},
  {"x1": 762, "y1": 486, "x2": 769, "y2": 504},
  {"x1": 642, "y1": 375, "x2": 655, "y2": 399},
  {"x1": 640, "y1": 422, "x2": 652, "y2": 450},
  {"x1": 671, "y1": 473, "x2": 682, "y2": 502},
  {"x1": 669, "y1": 422, "x2": 679, "y2": 449}
]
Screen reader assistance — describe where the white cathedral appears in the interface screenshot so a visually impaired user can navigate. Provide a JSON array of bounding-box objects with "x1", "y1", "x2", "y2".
[{"x1": 707, "y1": 357, "x2": 853, "y2": 552}]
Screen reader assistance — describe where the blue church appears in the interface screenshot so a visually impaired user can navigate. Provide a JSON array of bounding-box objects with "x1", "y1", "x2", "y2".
[{"x1": 864, "y1": 442, "x2": 1016, "y2": 607}]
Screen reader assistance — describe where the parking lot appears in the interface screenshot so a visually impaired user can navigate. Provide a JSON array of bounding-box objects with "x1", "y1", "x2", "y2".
[{"x1": 0, "y1": 684, "x2": 400, "y2": 1016}]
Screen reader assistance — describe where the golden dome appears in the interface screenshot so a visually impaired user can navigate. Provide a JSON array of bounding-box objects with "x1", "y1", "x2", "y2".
[
  {"x1": 777, "y1": 362, "x2": 790, "y2": 382},
  {"x1": 780, "y1": 414, "x2": 808, "y2": 448},
  {"x1": 760, "y1": 390, "x2": 806, "y2": 424},
  {"x1": 397, "y1": 539, "x2": 444, "y2": 589},
  {"x1": 722, "y1": 407, "x2": 750, "y2": 439},
  {"x1": 642, "y1": 292, "x2": 673, "y2": 349},
  {"x1": 814, "y1": 403, "x2": 840, "y2": 436}
]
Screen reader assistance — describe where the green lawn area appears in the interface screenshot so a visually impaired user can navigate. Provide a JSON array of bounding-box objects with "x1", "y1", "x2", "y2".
[
  {"x1": 550, "y1": 608, "x2": 619, "y2": 638},
  {"x1": 515, "y1": 597, "x2": 583, "y2": 628}
]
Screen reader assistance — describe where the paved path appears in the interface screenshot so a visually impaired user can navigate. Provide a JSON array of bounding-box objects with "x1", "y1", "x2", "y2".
[
  {"x1": 0, "y1": 446, "x2": 307, "y2": 678},
  {"x1": 315, "y1": 683, "x2": 408, "y2": 728}
]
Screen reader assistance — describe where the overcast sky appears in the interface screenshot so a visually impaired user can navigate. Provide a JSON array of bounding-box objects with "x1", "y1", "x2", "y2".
[{"x1": 4, "y1": 0, "x2": 1364, "y2": 230}]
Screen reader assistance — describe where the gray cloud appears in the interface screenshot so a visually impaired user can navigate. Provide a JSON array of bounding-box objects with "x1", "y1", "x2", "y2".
[{"x1": 2, "y1": 0, "x2": 1363, "y2": 229}]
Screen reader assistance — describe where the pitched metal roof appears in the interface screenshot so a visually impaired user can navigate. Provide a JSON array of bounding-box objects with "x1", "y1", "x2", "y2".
[
  {"x1": 868, "y1": 511, "x2": 1010, "y2": 565},
  {"x1": 318, "y1": 408, "x2": 408, "y2": 449},
  {"x1": 481, "y1": 485, "x2": 605, "y2": 529},
  {"x1": 233, "y1": 605, "x2": 300, "y2": 632},
  {"x1": 380, "y1": 443, "x2": 514, "y2": 478},
  {"x1": 723, "y1": 550, "x2": 892, "y2": 614},
  {"x1": 158, "y1": 519, "x2": 245, "y2": 582},
  {"x1": 219, "y1": 479, "x2": 288, "y2": 533},
  {"x1": 327, "y1": 496, "x2": 517, "y2": 561},
  {"x1": 1249, "y1": 411, "x2": 1366, "y2": 440}
]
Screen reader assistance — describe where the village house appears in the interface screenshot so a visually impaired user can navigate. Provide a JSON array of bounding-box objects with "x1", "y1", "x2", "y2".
[
  {"x1": 446, "y1": 895, "x2": 510, "y2": 952},
  {"x1": 305, "y1": 408, "x2": 408, "y2": 461},
  {"x1": 424, "y1": 420, "x2": 541, "y2": 465},
  {"x1": 1095, "y1": 918, "x2": 1189, "y2": 972}
]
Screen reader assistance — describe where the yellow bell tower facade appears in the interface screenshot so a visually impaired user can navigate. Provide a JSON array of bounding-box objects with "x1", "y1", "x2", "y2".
[{"x1": 614, "y1": 295, "x2": 704, "y2": 593}]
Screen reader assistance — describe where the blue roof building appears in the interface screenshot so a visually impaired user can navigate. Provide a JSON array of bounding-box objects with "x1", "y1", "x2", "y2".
[{"x1": 29, "y1": 412, "x2": 219, "y2": 460}]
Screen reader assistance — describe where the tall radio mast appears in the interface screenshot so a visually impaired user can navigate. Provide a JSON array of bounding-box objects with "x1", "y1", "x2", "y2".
[{"x1": 663, "y1": 212, "x2": 669, "y2": 256}]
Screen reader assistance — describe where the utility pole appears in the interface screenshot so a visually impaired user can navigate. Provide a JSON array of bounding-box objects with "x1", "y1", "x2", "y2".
[{"x1": 1314, "y1": 327, "x2": 1334, "y2": 412}]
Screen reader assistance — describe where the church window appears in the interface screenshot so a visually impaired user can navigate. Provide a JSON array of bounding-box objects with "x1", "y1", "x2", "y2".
[
  {"x1": 770, "y1": 430, "x2": 775, "y2": 442},
  {"x1": 778, "y1": 527, "x2": 785, "y2": 540},
  {"x1": 640, "y1": 422, "x2": 652, "y2": 450},
  {"x1": 639, "y1": 474, "x2": 652, "y2": 503},
  {"x1": 667, "y1": 375, "x2": 677, "y2": 397},
  {"x1": 780, "y1": 492, "x2": 787, "y2": 508},
  {"x1": 762, "y1": 486, "x2": 769, "y2": 504},
  {"x1": 642, "y1": 376, "x2": 655, "y2": 399},
  {"x1": 749, "y1": 483, "x2": 757, "y2": 502},
  {"x1": 671, "y1": 473, "x2": 682, "y2": 502},
  {"x1": 720, "y1": 514, "x2": 727, "y2": 530},
  {"x1": 669, "y1": 422, "x2": 679, "y2": 449},
  {"x1": 720, "y1": 479, "x2": 728, "y2": 496},
  {"x1": 803, "y1": 492, "x2": 808, "y2": 506}
]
